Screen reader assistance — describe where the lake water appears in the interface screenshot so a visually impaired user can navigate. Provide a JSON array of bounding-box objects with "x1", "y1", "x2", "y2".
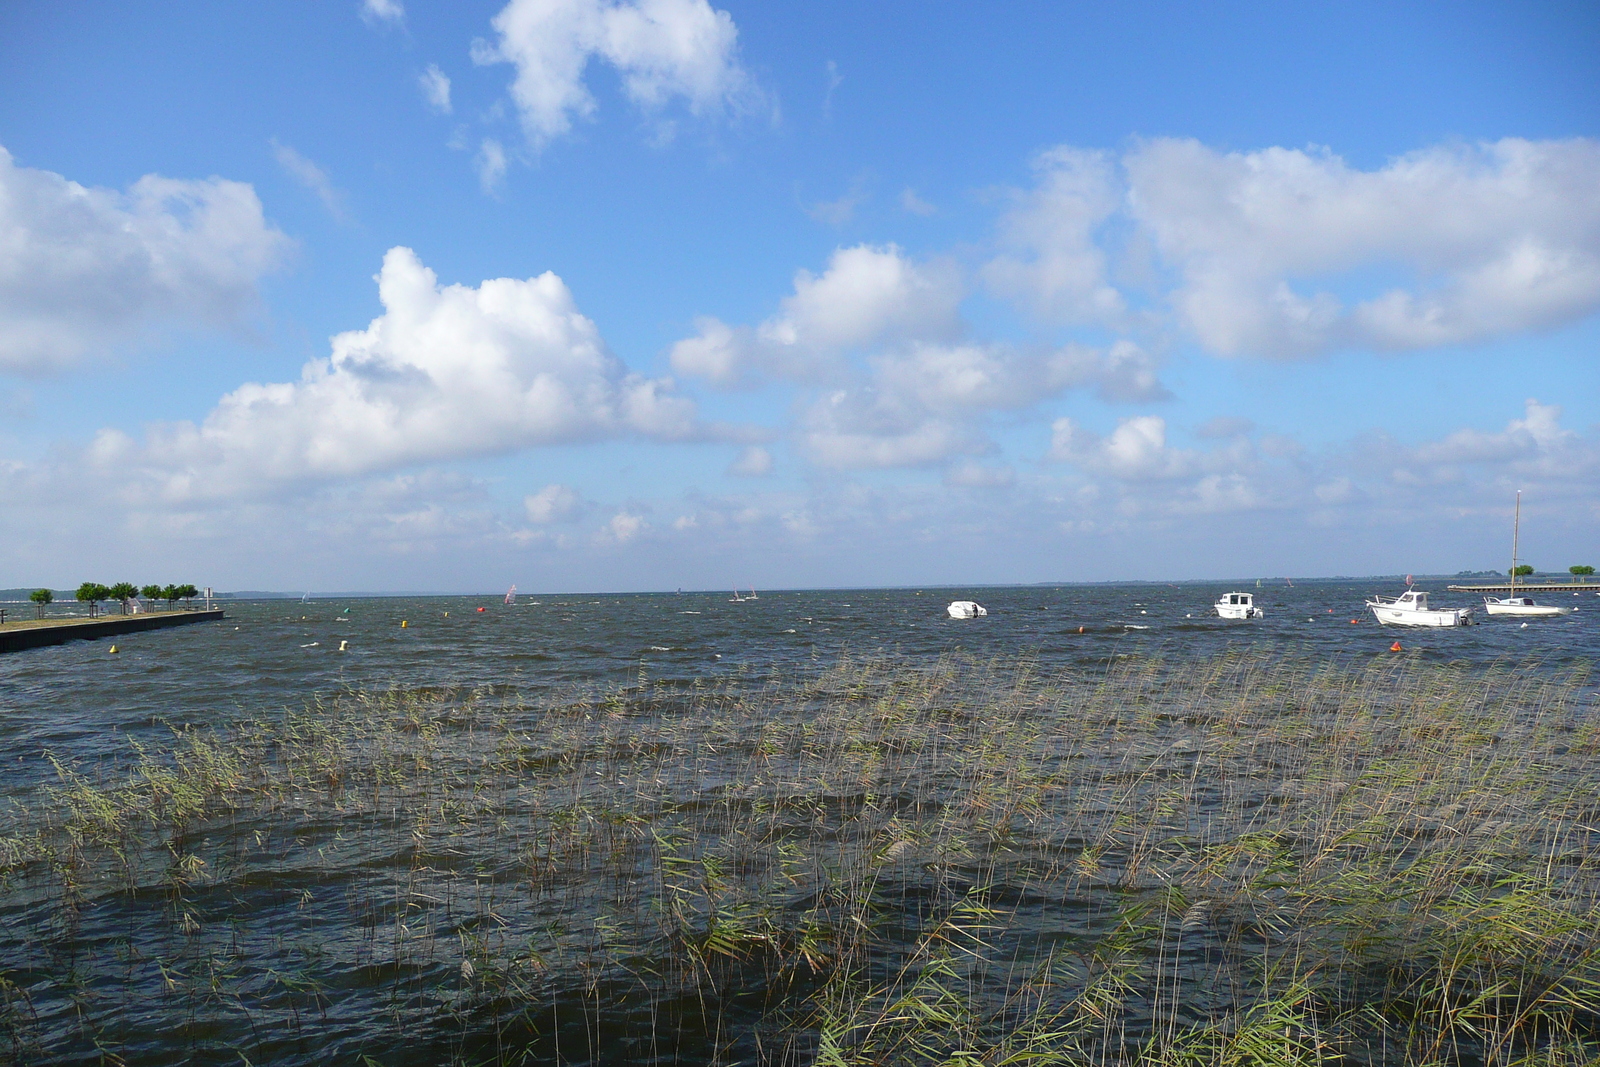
[
  {"x1": 2, "y1": 581, "x2": 1594, "y2": 773},
  {"x1": 1, "y1": 582, "x2": 1595, "y2": 1066}
]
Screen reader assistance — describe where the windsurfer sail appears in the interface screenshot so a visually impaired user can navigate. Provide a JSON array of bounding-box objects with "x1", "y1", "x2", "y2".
[{"x1": 504, "y1": 585, "x2": 516, "y2": 605}]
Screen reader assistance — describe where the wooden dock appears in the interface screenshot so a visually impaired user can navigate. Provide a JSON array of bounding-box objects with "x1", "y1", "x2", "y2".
[
  {"x1": 0, "y1": 609, "x2": 225, "y2": 653},
  {"x1": 1445, "y1": 582, "x2": 1600, "y2": 593}
]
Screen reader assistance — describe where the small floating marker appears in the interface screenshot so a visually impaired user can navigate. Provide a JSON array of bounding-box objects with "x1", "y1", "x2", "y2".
[
  {"x1": 476, "y1": 607, "x2": 486, "y2": 612},
  {"x1": 443, "y1": 611, "x2": 449, "y2": 617},
  {"x1": 400, "y1": 620, "x2": 408, "y2": 628},
  {"x1": 339, "y1": 640, "x2": 348, "y2": 651},
  {"x1": 1520, "y1": 622, "x2": 1529, "y2": 629},
  {"x1": 1078, "y1": 626, "x2": 1085, "y2": 634},
  {"x1": 1350, "y1": 619, "x2": 1359, "y2": 624},
  {"x1": 109, "y1": 644, "x2": 119, "y2": 654},
  {"x1": 1390, "y1": 641, "x2": 1403, "y2": 652}
]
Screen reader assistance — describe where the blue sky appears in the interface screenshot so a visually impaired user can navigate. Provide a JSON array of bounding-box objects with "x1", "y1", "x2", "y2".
[{"x1": 1, "y1": 1, "x2": 1596, "y2": 592}]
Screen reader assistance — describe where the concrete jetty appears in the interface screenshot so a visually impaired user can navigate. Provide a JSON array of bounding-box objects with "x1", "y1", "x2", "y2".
[
  {"x1": 0, "y1": 609, "x2": 225, "y2": 653},
  {"x1": 1445, "y1": 581, "x2": 1600, "y2": 593}
]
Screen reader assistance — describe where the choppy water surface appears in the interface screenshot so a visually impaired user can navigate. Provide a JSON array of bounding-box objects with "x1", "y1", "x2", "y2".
[
  {"x1": 3, "y1": 581, "x2": 1594, "y2": 764},
  {"x1": 1, "y1": 583, "x2": 1596, "y2": 1066}
]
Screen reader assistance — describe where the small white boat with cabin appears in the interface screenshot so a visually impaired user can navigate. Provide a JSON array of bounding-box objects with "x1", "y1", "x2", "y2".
[
  {"x1": 1214, "y1": 592, "x2": 1263, "y2": 620},
  {"x1": 1483, "y1": 595, "x2": 1572, "y2": 618},
  {"x1": 1483, "y1": 491, "x2": 1574, "y2": 618},
  {"x1": 1366, "y1": 588, "x2": 1473, "y2": 627},
  {"x1": 947, "y1": 600, "x2": 987, "y2": 619}
]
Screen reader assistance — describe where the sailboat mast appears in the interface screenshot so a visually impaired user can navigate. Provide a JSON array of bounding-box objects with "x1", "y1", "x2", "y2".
[{"x1": 1511, "y1": 490, "x2": 1521, "y2": 596}]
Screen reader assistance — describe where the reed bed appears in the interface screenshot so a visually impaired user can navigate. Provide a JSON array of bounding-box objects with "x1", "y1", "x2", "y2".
[{"x1": 1, "y1": 651, "x2": 1597, "y2": 1066}]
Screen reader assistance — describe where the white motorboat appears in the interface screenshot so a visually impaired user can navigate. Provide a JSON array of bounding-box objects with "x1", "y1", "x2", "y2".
[
  {"x1": 947, "y1": 600, "x2": 987, "y2": 619},
  {"x1": 1366, "y1": 588, "x2": 1473, "y2": 627},
  {"x1": 1483, "y1": 595, "x2": 1573, "y2": 618},
  {"x1": 1483, "y1": 491, "x2": 1573, "y2": 618},
  {"x1": 1214, "y1": 592, "x2": 1263, "y2": 620}
]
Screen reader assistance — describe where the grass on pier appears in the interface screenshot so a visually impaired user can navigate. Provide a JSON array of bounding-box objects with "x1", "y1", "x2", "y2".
[{"x1": 1, "y1": 651, "x2": 1598, "y2": 1066}]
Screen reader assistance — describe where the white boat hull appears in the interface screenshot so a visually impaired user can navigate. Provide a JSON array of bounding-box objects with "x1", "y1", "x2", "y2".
[
  {"x1": 947, "y1": 601, "x2": 987, "y2": 619},
  {"x1": 1483, "y1": 600, "x2": 1573, "y2": 617},
  {"x1": 1214, "y1": 592, "x2": 1262, "y2": 619},
  {"x1": 1368, "y1": 604, "x2": 1473, "y2": 627}
]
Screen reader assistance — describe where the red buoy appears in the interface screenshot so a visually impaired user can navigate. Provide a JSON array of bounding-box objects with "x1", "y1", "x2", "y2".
[{"x1": 1390, "y1": 641, "x2": 1402, "y2": 652}]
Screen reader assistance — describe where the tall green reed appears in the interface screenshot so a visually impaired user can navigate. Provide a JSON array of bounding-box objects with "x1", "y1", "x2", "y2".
[{"x1": 0, "y1": 652, "x2": 1595, "y2": 1065}]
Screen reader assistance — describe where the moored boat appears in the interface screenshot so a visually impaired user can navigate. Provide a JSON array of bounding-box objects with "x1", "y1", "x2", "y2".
[
  {"x1": 1214, "y1": 592, "x2": 1263, "y2": 620},
  {"x1": 1482, "y1": 595, "x2": 1573, "y2": 618},
  {"x1": 1366, "y1": 588, "x2": 1473, "y2": 627},
  {"x1": 1483, "y1": 491, "x2": 1573, "y2": 618},
  {"x1": 947, "y1": 600, "x2": 987, "y2": 619}
]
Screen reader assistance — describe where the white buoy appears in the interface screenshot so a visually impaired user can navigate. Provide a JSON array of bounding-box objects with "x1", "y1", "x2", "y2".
[{"x1": 339, "y1": 640, "x2": 349, "y2": 651}]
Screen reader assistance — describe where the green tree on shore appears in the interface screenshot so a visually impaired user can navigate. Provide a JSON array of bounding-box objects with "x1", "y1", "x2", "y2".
[
  {"x1": 1511, "y1": 564, "x2": 1535, "y2": 577},
  {"x1": 75, "y1": 582, "x2": 110, "y2": 618},
  {"x1": 140, "y1": 585, "x2": 163, "y2": 610},
  {"x1": 1572, "y1": 565, "x2": 1595, "y2": 577},
  {"x1": 29, "y1": 589, "x2": 52, "y2": 619},
  {"x1": 177, "y1": 583, "x2": 199, "y2": 608},
  {"x1": 108, "y1": 582, "x2": 138, "y2": 615}
]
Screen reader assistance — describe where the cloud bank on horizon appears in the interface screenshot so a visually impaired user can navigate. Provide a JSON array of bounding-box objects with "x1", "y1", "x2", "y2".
[{"x1": 0, "y1": 0, "x2": 1595, "y2": 589}]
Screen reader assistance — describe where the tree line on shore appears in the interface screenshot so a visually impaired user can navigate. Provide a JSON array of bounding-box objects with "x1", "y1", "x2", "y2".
[{"x1": 24, "y1": 584, "x2": 201, "y2": 619}]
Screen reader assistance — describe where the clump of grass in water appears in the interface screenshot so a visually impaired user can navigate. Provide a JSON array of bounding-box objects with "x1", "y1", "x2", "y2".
[{"x1": 0, "y1": 653, "x2": 1596, "y2": 1065}]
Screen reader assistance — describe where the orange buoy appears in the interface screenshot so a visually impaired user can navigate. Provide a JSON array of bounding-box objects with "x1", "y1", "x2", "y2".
[
  {"x1": 1078, "y1": 626, "x2": 1084, "y2": 633},
  {"x1": 1390, "y1": 640, "x2": 1402, "y2": 652},
  {"x1": 477, "y1": 606, "x2": 486, "y2": 612},
  {"x1": 1350, "y1": 619, "x2": 1359, "y2": 624}
]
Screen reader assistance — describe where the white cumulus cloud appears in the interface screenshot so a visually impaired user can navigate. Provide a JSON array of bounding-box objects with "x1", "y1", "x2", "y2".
[
  {"x1": 673, "y1": 243, "x2": 1169, "y2": 470},
  {"x1": 671, "y1": 244, "x2": 963, "y2": 385},
  {"x1": 420, "y1": 64, "x2": 453, "y2": 114},
  {"x1": 727, "y1": 445, "x2": 772, "y2": 476},
  {"x1": 983, "y1": 137, "x2": 1600, "y2": 361},
  {"x1": 605, "y1": 511, "x2": 645, "y2": 543},
  {"x1": 476, "y1": 138, "x2": 509, "y2": 193},
  {"x1": 0, "y1": 146, "x2": 291, "y2": 373},
  {"x1": 97, "y1": 246, "x2": 698, "y2": 499},
  {"x1": 474, "y1": 0, "x2": 759, "y2": 148},
  {"x1": 524, "y1": 482, "x2": 582, "y2": 522},
  {"x1": 1125, "y1": 137, "x2": 1600, "y2": 358},
  {"x1": 983, "y1": 146, "x2": 1125, "y2": 324},
  {"x1": 361, "y1": 0, "x2": 405, "y2": 25}
]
